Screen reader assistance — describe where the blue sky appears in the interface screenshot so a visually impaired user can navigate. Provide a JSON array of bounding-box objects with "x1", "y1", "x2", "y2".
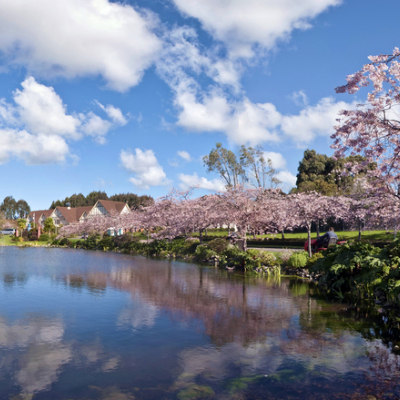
[{"x1": 0, "y1": 0, "x2": 399, "y2": 210}]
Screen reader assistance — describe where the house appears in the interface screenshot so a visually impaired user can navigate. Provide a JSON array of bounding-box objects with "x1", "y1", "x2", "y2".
[
  {"x1": 50, "y1": 206, "x2": 93, "y2": 227},
  {"x1": 86, "y1": 200, "x2": 130, "y2": 236},
  {"x1": 28, "y1": 210, "x2": 53, "y2": 229},
  {"x1": 87, "y1": 200, "x2": 130, "y2": 218}
]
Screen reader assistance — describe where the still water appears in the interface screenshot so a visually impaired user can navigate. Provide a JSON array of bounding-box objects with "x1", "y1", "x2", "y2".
[{"x1": 0, "y1": 247, "x2": 398, "y2": 400}]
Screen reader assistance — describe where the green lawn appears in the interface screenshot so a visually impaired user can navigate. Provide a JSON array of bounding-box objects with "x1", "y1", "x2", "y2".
[
  {"x1": 0, "y1": 235, "x2": 49, "y2": 246},
  {"x1": 192, "y1": 229, "x2": 397, "y2": 242}
]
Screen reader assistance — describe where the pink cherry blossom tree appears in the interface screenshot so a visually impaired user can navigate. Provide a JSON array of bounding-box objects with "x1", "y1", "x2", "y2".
[{"x1": 332, "y1": 48, "x2": 400, "y2": 200}]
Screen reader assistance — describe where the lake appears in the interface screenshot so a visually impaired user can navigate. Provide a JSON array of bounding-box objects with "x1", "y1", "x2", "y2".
[{"x1": 0, "y1": 246, "x2": 398, "y2": 399}]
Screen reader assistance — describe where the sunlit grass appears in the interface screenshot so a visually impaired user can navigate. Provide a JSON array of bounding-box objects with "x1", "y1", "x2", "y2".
[{"x1": 192, "y1": 229, "x2": 397, "y2": 241}]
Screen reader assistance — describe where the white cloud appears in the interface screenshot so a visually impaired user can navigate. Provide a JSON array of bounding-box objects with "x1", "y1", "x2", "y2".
[
  {"x1": 289, "y1": 90, "x2": 309, "y2": 107},
  {"x1": 179, "y1": 173, "x2": 226, "y2": 192},
  {"x1": 171, "y1": 0, "x2": 341, "y2": 57},
  {"x1": 80, "y1": 112, "x2": 112, "y2": 145},
  {"x1": 177, "y1": 151, "x2": 191, "y2": 162},
  {"x1": 263, "y1": 152, "x2": 286, "y2": 169},
  {"x1": 120, "y1": 149, "x2": 169, "y2": 189},
  {"x1": 281, "y1": 97, "x2": 357, "y2": 143},
  {"x1": 174, "y1": 90, "x2": 281, "y2": 145},
  {"x1": 95, "y1": 102, "x2": 128, "y2": 126},
  {"x1": 0, "y1": 0, "x2": 161, "y2": 92},
  {"x1": 0, "y1": 128, "x2": 70, "y2": 165},
  {"x1": 276, "y1": 171, "x2": 297, "y2": 189},
  {"x1": 13, "y1": 77, "x2": 82, "y2": 140},
  {"x1": 0, "y1": 77, "x2": 124, "y2": 164}
]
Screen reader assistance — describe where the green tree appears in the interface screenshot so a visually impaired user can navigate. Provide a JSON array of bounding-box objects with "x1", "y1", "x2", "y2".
[
  {"x1": 293, "y1": 149, "x2": 375, "y2": 195},
  {"x1": 43, "y1": 217, "x2": 55, "y2": 234},
  {"x1": 109, "y1": 193, "x2": 154, "y2": 209},
  {"x1": 239, "y1": 145, "x2": 281, "y2": 189},
  {"x1": 0, "y1": 196, "x2": 17, "y2": 219},
  {"x1": 17, "y1": 219, "x2": 27, "y2": 230},
  {"x1": 203, "y1": 143, "x2": 245, "y2": 188},
  {"x1": 16, "y1": 199, "x2": 30, "y2": 218}
]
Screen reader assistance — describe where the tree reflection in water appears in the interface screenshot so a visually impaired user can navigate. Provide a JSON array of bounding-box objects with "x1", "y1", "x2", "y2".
[{"x1": 0, "y1": 249, "x2": 399, "y2": 399}]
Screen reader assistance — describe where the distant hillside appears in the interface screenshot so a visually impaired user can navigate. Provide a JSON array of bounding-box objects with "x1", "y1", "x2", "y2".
[{"x1": 50, "y1": 191, "x2": 154, "y2": 210}]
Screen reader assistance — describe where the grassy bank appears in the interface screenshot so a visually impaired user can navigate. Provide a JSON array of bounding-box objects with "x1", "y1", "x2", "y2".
[{"x1": 192, "y1": 229, "x2": 397, "y2": 242}]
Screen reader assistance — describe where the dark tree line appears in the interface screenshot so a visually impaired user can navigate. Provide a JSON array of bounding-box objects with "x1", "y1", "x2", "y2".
[
  {"x1": 0, "y1": 196, "x2": 30, "y2": 219},
  {"x1": 50, "y1": 191, "x2": 154, "y2": 210}
]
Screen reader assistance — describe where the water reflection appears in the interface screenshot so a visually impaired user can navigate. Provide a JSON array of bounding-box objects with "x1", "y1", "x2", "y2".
[{"x1": 0, "y1": 248, "x2": 398, "y2": 399}]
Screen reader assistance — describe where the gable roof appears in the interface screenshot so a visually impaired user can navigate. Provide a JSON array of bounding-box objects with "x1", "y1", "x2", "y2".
[
  {"x1": 29, "y1": 209, "x2": 53, "y2": 221},
  {"x1": 55, "y1": 206, "x2": 92, "y2": 224},
  {"x1": 96, "y1": 200, "x2": 129, "y2": 214}
]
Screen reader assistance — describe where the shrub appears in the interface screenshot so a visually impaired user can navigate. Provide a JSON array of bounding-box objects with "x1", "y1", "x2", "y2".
[
  {"x1": 38, "y1": 234, "x2": 50, "y2": 242},
  {"x1": 222, "y1": 246, "x2": 242, "y2": 260},
  {"x1": 245, "y1": 248, "x2": 257, "y2": 256},
  {"x1": 278, "y1": 249, "x2": 292, "y2": 264},
  {"x1": 306, "y1": 252, "x2": 324, "y2": 268},
  {"x1": 147, "y1": 240, "x2": 168, "y2": 256},
  {"x1": 29, "y1": 235, "x2": 38, "y2": 241},
  {"x1": 98, "y1": 236, "x2": 114, "y2": 251},
  {"x1": 59, "y1": 238, "x2": 71, "y2": 246},
  {"x1": 195, "y1": 245, "x2": 217, "y2": 261},
  {"x1": 85, "y1": 235, "x2": 97, "y2": 250},
  {"x1": 52, "y1": 239, "x2": 59, "y2": 245},
  {"x1": 287, "y1": 251, "x2": 309, "y2": 268},
  {"x1": 112, "y1": 233, "x2": 136, "y2": 248},
  {"x1": 260, "y1": 252, "x2": 278, "y2": 266},
  {"x1": 207, "y1": 238, "x2": 229, "y2": 254}
]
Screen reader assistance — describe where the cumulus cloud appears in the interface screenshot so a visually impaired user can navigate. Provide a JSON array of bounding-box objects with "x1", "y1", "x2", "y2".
[
  {"x1": 174, "y1": 90, "x2": 282, "y2": 144},
  {"x1": 171, "y1": 0, "x2": 341, "y2": 57},
  {"x1": 0, "y1": 0, "x2": 161, "y2": 91},
  {"x1": 276, "y1": 171, "x2": 297, "y2": 189},
  {"x1": 120, "y1": 149, "x2": 169, "y2": 189},
  {"x1": 177, "y1": 150, "x2": 192, "y2": 162},
  {"x1": 179, "y1": 173, "x2": 226, "y2": 192},
  {"x1": 280, "y1": 97, "x2": 357, "y2": 143},
  {"x1": 263, "y1": 152, "x2": 286, "y2": 169},
  {"x1": 0, "y1": 77, "x2": 126, "y2": 164},
  {"x1": 170, "y1": 83, "x2": 354, "y2": 145}
]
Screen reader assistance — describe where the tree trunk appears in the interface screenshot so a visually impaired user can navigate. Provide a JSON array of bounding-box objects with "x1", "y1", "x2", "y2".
[
  {"x1": 281, "y1": 229, "x2": 285, "y2": 240},
  {"x1": 395, "y1": 218, "x2": 397, "y2": 240},
  {"x1": 243, "y1": 227, "x2": 247, "y2": 252},
  {"x1": 253, "y1": 230, "x2": 256, "y2": 239},
  {"x1": 205, "y1": 228, "x2": 208, "y2": 237},
  {"x1": 358, "y1": 221, "x2": 362, "y2": 242},
  {"x1": 199, "y1": 229, "x2": 203, "y2": 244},
  {"x1": 316, "y1": 220, "x2": 320, "y2": 238},
  {"x1": 307, "y1": 224, "x2": 312, "y2": 257}
]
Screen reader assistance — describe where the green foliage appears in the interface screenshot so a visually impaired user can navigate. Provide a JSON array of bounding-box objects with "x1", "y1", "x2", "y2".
[
  {"x1": 97, "y1": 236, "x2": 115, "y2": 251},
  {"x1": 311, "y1": 241, "x2": 400, "y2": 300},
  {"x1": 43, "y1": 217, "x2": 55, "y2": 233},
  {"x1": 17, "y1": 219, "x2": 26, "y2": 230},
  {"x1": 59, "y1": 238, "x2": 71, "y2": 246},
  {"x1": 287, "y1": 251, "x2": 309, "y2": 268},
  {"x1": 306, "y1": 252, "x2": 324, "y2": 268},
  {"x1": 293, "y1": 149, "x2": 375, "y2": 195},
  {"x1": 207, "y1": 237, "x2": 229, "y2": 254},
  {"x1": 38, "y1": 233, "x2": 50, "y2": 242},
  {"x1": 259, "y1": 252, "x2": 278, "y2": 266},
  {"x1": 84, "y1": 235, "x2": 97, "y2": 250},
  {"x1": 195, "y1": 245, "x2": 217, "y2": 261}
]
